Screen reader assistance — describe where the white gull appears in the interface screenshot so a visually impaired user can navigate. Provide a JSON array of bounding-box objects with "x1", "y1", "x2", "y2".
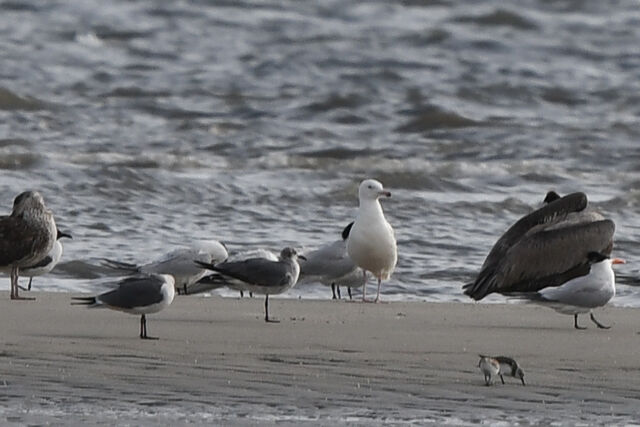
[{"x1": 346, "y1": 179, "x2": 397, "y2": 303}]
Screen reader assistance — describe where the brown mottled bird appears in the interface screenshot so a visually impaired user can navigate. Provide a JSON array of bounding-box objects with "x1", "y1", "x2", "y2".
[
  {"x1": 463, "y1": 192, "x2": 615, "y2": 301},
  {"x1": 0, "y1": 191, "x2": 57, "y2": 300}
]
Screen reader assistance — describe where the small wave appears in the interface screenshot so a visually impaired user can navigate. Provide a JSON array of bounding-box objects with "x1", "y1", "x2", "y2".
[
  {"x1": 0, "y1": 152, "x2": 41, "y2": 170},
  {"x1": 396, "y1": 105, "x2": 481, "y2": 132},
  {"x1": 540, "y1": 86, "x2": 584, "y2": 106},
  {"x1": 454, "y1": 9, "x2": 538, "y2": 31},
  {"x1": 74, "y1": 32, "x2": 103, "y2": 48},
  {"x1": 303, "y1": 92, "x2": 367, "y2": 113},
  {"x1": 0, "y1": 1, "x2": 38, "y2": 11},
  {"x1": 54, "y1": 260, "x2": 107, "y2": 280},
  {"x1": 65, "y1": 152, "x2": 224, "y2": 170},
  {"x1": 0, "y1": 87, "x2": 45, "y2": 111},
  {"x1": 101, "y1": 87, "x2": 171, "y2": 98}
]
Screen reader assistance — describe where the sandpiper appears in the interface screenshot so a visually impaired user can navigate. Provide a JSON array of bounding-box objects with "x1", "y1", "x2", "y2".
[
  {"x1": 495, "y1": 356, "x2": 526, "y2": 385},
  {"x1": 478, "y1": 355, "x2": 501, "y2": 386},
  {"x1": 478, "y1": 355, "x2": 526, "y2": 386}
]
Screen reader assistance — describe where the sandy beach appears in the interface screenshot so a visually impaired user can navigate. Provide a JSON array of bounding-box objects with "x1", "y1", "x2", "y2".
[{"x1": 1, "y1": 292, "x2": 639, "y2": 425}]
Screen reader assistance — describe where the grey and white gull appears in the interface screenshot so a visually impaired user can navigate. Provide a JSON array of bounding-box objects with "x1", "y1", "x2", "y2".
[
  {"x1": 346, "y1": 179, "x2": 397, "y2": 303},
  {"x1": 299, "y1": 222, "x2": 366, "y2": 300},
  {"x1": 523, "y1": 251, "x2": 624, "y2": 329},
  {"x1": 103, "y1": 240, "x2": 228, "y2": 295},
  {"x1": 0, "y1": 191, "x2": 57, "y2": 300},
  {"x1": 196, "y1": 247, "x2": 305, "y2": 322},
  {"x1": 192, "y1": 248, "x2": 278, "y2": 296},
  {"x1": 72, "y1": 273, "x2": 176, "y2": 339},
  {"x1": 464, "y1": 191, "x2": 619, "y2": 329}
]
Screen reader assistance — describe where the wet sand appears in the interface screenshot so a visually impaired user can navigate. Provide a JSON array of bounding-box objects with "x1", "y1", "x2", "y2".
[{"x1": 1, "y1": 292, "x2": 639, "y2": 425}]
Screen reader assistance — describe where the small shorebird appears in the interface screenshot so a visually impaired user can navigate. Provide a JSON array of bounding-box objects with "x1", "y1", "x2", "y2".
[
  {"x1": 196, "y1": 247, "x2": 305, "y2": 322},
  {"x1": 478, "y1": 355, "x2": 526, "y2": 386},
  {"x1": 495, "y1": 356, "x2": 526, "y2": 385},
  {"x1": 0, "y1": 191, "x2": 57, "y2": 300},
  {"x1": 346, "y1": 179, "x2": 397, "y2": 303},
  {"x1": 478, "y1": 355, "x2": 501, "y2": 386},
  {"x1": 20, "y1": 228, "x2": 72, "y2": 291},
  {"x1": 299, "y1": 222, "x2": 366, "y2": 300},
  {"x1": 72, "y1": 274, "x2": 176, "y2": 339},
  {"x1": 103, "y1": 240, "x2": 228, "y2": 295}
]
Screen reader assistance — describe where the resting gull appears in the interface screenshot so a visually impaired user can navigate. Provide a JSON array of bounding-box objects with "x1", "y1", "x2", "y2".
[
  {"x1": 299, "y1": 222, "x2": 366, "y2": 300},
  {"x1": 103, "y1": 240, "x2": 228, "y2": 295}
]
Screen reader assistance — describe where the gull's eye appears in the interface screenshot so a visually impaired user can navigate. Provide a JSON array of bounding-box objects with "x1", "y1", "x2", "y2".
[{"x1": 367, "y1": 185, "x2": 373, "y2": 189}]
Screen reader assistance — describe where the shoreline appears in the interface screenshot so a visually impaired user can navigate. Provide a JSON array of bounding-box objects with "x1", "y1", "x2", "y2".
[{"x1": 1, "y1": 292, "x2": 639, "y2": 424}]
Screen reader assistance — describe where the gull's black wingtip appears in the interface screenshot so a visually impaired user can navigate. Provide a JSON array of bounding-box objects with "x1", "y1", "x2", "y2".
[{"x1": 194, "y1": 260, "x2": 216, "y2": 270}]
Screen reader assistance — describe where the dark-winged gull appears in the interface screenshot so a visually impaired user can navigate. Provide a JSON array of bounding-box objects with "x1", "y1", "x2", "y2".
[
  {"x1": 0, "y1": 191, "x2": 57, "y2": 300},
  {"x1": 103, "y1": 240, "x2": 228, "y2": 295},
  {"x1": 463, "y1": 192, "x2": 618, "y2": 328},
  {"x1": 20, "y1": 228, "x2": 72, "y2": 291},
  {"x1": 299, "y1": 222, "x2": 366, "y2": 300},
  {"x1": 346, "y1": 179, "x2": 397, "y2": 303},
  {"x1": 190, "y1": 248, "x2": 278, "y2": 296},
  {"x1": 195, "y1": 247, "x2": 305, "y2": 322},
  {"x1": 72, "y1": 274, "x2": 176, "y2": 339}
]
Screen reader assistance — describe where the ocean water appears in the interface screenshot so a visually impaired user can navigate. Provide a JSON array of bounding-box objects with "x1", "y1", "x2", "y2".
[{"x1": 1, "y1": 0, "x2": 640, "y2": 306}]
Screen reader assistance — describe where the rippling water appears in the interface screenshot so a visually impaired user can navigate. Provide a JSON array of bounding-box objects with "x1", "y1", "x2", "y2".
[{"x1": 2, "y1": 0, "x2": 640, "y2": 309}]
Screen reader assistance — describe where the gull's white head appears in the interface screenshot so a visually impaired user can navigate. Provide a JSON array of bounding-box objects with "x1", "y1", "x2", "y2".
[
  {"x1": 358, "y1": 179, "x2": 391, "y2": 202},
  {"x1": 194, "y1": 240, "x2": 229, "y2": 263}
]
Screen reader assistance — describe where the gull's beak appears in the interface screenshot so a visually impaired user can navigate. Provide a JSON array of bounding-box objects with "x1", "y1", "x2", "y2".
[
  {"x1": 298, "y1": 254, "x2": 307, "y2": 261},
  {"x1": 57, "y1": 230, "x2": 73, "y2": 239},
  {"x1": 521, "y1": 377, "x2": 526, "y2": 386},
  {"x1": 379, "y1": 190, "x2": 391, "y2": 198},
  {"x1": 612, "y1": 258, "x2": 626, "y2": 265}
]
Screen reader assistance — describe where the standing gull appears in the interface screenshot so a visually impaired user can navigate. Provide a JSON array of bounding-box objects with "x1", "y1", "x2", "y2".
[
  {"x1": 0, "y1": 191, "x2": 57, "y2": 300},
  {"x1": 523, "y1": 251, "x2": 625, "y2": 329},
  {"x1": 196, "y1": 247, "x2": 305, "y2": 322},
  {"x1": 21, "y1": 228, "x2": 72, "y2": 291},
  {"x1": 346, "y1": 179, "x2": 397, "y2": 303},
  {"x1": 192, "y1": 248, "x2": 278, "y2": 296},
  {"x1": 463, "y1": 192, "x2": 618, "y2": 328},
  {"x1": 72, "y1": 274, "x2": 176, "y2": 339},
  {"x1": 103, "y1": 240, "x2": 228, "y2": 295},
  {"x1": 299, "y1": 222, "x2": 366, "y2": 300}
]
